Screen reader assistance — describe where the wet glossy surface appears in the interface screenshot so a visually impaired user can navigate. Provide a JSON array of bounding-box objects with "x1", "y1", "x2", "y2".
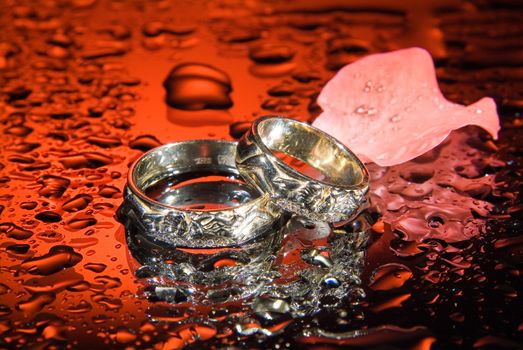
[{"x1": 0, "y1": 0, "x2": 522, "y2": 349}]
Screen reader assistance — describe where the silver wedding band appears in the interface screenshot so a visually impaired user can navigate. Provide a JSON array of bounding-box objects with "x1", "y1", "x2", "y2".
[
  {"x1": 236, "y1": 116, "x2": 369, "y2": 223},
  {"x1": 120, "y1": 116, "x2": 369, "y2": 253},
  {"x1": 118, "y1": 140, "x2": 283, "y2": 248}
]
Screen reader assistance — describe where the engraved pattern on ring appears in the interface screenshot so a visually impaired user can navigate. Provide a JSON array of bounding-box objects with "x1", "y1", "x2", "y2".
[
  {"x1": 118, "y1": 140, "x2": 285, "y2": 248},
  {"x1": 236, "y1": 117, "x2": 369, "y2": 222}
]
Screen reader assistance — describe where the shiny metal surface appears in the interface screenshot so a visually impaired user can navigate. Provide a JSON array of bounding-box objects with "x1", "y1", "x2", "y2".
[
  {"x1": 236, "y1": 116, "x2": 369, "y2": 222},
  {"x1": 118, "y1": 140, "x2": 284, "y2": 248}
]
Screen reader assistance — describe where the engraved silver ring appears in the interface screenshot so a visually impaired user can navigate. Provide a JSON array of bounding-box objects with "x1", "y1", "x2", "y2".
[
  {"x1": 236, "y1": 116, "x2": 369, "y2": 223},
  {"x1": 118, "y1": 140, "x2": 284, "y2": 249}
]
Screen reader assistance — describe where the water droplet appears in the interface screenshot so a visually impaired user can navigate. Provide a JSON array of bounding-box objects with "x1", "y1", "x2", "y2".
[
  {"x1": 253, "y1": 297, "x2": 290, "y2": 320},
  {"x1": 20, "y1": 245, "x2": 82, "y2": 275},
  {"x1": 4, "y1": 125, "x2": 33, "y2": 137},
  {"x1": 268, "y1": 83, "x2": 295, "y2": 97},
  {"x1": 62, "y1": 194, "x2": 93, "y2": 212},
  {"x1": 35, "y1": 211, "x2": 62, "y2": 223},
  {"x1": 86, "y1": 136, "x2": 122, "y2": 148},
  {"x1": 17, "y1": 292, "x2": 56, "y2": 314},
  {"x1": 94, "y1": 275, "x2": 122, "y2": 289},
  {"x1": 163, "y1": 63, "x2": 233, "y2": 110},
  {"x1": 248, "y1": 44, "x2": 295, "y2": 64},
  {"x1": 66, "y1": 299, "x2": 92, "y2": 314},
  {"x1": 292, "y1": 71, "x2": 320, "y2": 84},
  {"x1": 6, "y1": 243, "x2": 30, "y2": 254},
  {"x1": 110, "y1": 327, "x2": 137, "y2": 344},
  {"x1": 353, "y1": 104, "x2": 377, "y2": 116},
  {"x1": 229, "y1": 121, "x2": 251, "y2": 139},
  {"x1": 323, "y1": 276, "x2": 341, "y2": 287},
  {"x1": 129, "y1": 135, "x2": 162, "y2": 152},
  {"x1": 83, "y1": 262, "x2": 107, "y2": 273},
  {"x1": 0, "y1": 284, "x2": 10, "y2": 295},
  {"x1": 0, "y1": 305, "x2": 11, "y2": 317},
  {"x1": 60, "y1": 152, "x2": 113, "y2": 169},
  {"x1": 219, "y1": 28, "x2": 261, "y2": 43},
  {"x1": 0, "y1": 223, "x2": 34, "y2": 240},
  {"x1": 98, "y1": 185, "x2": 121, "y2": 198},
  {"x1": 390, "y1": 114, "x2": 401, "y2": 122},
  {"x1": 301, "y1": 248, "x2": 333, "y2": 268},
  {"x1": 369, "y1": 264, "x2": 413, "y2": 291},
  {"x1": 67, "y1": 215, "x2": 97, "y2": 230},
  {"x1": 142, "y1": 21, "x2": 195, "y2": 37}
]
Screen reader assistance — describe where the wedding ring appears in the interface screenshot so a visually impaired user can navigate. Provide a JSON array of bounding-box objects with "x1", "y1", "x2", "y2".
[
  {"x1": 118, "y1": 140, "x2": 284, "y2": 248},
  {"x1": 236, "y1": 116, "x2": 369, "y2": 223}
]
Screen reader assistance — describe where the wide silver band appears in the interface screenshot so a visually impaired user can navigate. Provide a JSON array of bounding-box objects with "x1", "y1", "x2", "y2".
[
  {"x1": 118, "y1": 140, "x2": 284, "y2": 248},
  {"x1": 236, "y1": 116, "x2": 369, "y2": 223}
]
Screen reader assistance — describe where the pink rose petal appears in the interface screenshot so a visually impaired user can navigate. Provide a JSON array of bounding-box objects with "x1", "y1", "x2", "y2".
[{"x1": 313, "y1": 47, "x2": 500, "y2": 167}]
